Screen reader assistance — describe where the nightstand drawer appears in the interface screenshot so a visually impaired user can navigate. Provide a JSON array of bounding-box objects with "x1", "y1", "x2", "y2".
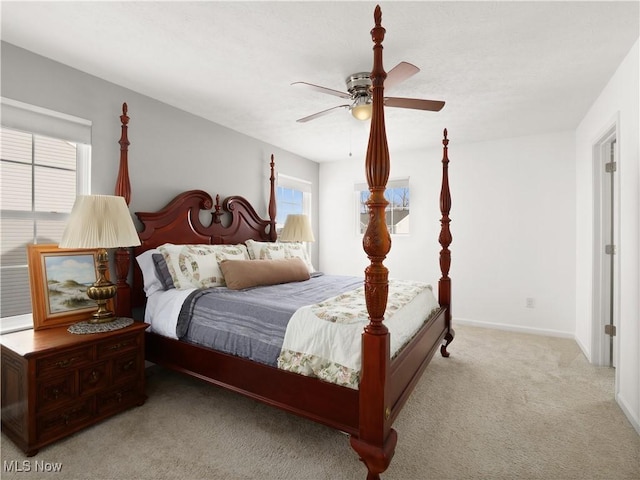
[
  {"x1": 36, "y1": 347, "x2": 94, "y2": 378},
  {"x1": 112, "y1": 352, "x2": 140, "y2": 384},
  {"x1": 97, "y1": 333, "x2": 140, "y2": 358},
  {"x1": 37, "y1": 399, "x2": 93, "y2": 442},
  {"x1": 97, "y1": 382, "x2": 140, "y2": 415},
  {"x1": 79, "y1": 362, "x2": 110, "y2": 396},
  {"x1": 36, "y1": 373, "x2": 75, "y2": 411}
]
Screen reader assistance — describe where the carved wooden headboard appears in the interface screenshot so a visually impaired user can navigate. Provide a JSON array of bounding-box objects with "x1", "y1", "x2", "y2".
[{"x1": 130, "y1": 157, "x2": 277, "y2": 309}]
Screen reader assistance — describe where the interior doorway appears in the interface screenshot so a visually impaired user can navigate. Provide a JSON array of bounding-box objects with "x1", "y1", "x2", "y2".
[{"x1": 592, "y1": 123, "x2": 620, "y2": 369}]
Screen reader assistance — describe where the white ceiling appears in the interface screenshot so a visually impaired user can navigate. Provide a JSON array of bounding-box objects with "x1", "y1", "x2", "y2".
[{"x1": 2, "y1": 1, "x2": 638, "y2": 163}]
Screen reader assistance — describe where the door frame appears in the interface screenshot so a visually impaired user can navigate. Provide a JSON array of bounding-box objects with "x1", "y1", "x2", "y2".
[{"x1": 591, "y1": 116, "x2": 621, "y2": 371}]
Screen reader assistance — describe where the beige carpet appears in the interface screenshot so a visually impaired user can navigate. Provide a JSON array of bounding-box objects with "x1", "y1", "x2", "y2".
[{"x1": 2, "y1": 325, "x2": 638, "y2": 480}]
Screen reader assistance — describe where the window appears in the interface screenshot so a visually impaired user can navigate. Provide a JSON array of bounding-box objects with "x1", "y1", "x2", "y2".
[
  {"x1": 276, "y1": 174, "x2": 312, "y2": 232},
  {"x1": 355, "y1": 178, "x2": 410, "y2": 235},
  {"x1": 276, "y1": 186, "x2": 304, "y2": 228},
  {"x1": 0, "y1": 98, "x2": 91, "y2": 333}
]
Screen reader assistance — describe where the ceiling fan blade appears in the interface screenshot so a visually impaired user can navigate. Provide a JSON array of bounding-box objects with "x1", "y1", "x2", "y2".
[
  {"x1": 291, "y1": 82, "x2": 351, "y2": 99},
  {"x1": 384, "y1": 97, "x2": 445, "y2": 112},
  {"x1": 385, "y1": 62, "x2": 420, "y2": 91},
  {"x1": 296, "y1": 104, "x2": 350, "y2": 123}
]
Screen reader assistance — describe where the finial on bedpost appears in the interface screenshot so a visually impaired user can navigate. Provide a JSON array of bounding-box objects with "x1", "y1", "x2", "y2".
[
  {"x1": 268, "y1": 154, "x2": 277, "y2": 241},
  {"x1": 373, "y1": 5, "x2": 382, "y2": 30},
  {"x1": 114, "y1": 102, "x2": 133, "y2": 318},
  {"x1": 439, "y1": 128, "x2": 454, "y2": 357},
  {"x1": 370, "y1": 5, "x2": 387, "y2": 90},
  {"x1": 212, "y1": 194, "x2": 223, "y2": 224}
]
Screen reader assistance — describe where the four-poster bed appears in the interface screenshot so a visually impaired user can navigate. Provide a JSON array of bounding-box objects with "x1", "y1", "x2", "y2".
[{"x1": 115, "y1": 7, "x2": 454, "y2": 478}]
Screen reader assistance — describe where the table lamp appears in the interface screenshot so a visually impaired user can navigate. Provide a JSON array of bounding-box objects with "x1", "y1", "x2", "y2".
[
  {"x1": 279, "y1": 214, "x2": 315, "y2": 243},
  {"x1": 59, "y1": 194, "x2": 140, "y2": 324}
]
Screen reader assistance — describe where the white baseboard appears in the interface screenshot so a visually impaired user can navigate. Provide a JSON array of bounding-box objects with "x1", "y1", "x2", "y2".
[
  {"x1": 573, "y1": 334, "x2": 592, "y2": 363},
  {"x1": 453, "y1": 317, "x2": 575, "y2": 339},
  {"x1": 616, "y1": 392, "x2": 640, "y2": 436}
]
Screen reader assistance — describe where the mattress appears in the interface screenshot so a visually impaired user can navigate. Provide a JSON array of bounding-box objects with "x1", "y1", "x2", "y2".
[{"x1": 144, "y1": 273, "x2": 440, "y2": 388}]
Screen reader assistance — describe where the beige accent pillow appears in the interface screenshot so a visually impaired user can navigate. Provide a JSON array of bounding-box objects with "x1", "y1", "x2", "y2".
[{"x1": 219, "y1": 258, "x2": 310, "y2": 290}]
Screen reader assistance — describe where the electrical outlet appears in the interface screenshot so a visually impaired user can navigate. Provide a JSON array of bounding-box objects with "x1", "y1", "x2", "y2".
[{"x1": 526, "y1": 297, "x2": 536, "y2": 308}]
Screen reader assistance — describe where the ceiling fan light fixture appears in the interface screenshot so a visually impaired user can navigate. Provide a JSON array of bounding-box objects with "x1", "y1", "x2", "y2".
[
  {"x1": 351, "y1": 95, "x2": 372, "y2": 121},
  {"x1": 293, "y1": 63, "x2": 444, "y2": 123}
]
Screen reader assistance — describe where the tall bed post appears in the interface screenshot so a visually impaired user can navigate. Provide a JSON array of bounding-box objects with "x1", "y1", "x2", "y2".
[
  {"x1": 439, "y1": 129, "x2": 455, "y2": 357},
  {"x1": 268, "y1": 154, "x2": 277, "y2": 241},
  {"x1": 350, "y1": 6, "x2": 397, "y2": 480},
  {"x1": 114, "y1": 102, "x2": 132, "y2": 317},
  {"x1": 115, "y1": 102, "x2": 131, "y2": 204}
]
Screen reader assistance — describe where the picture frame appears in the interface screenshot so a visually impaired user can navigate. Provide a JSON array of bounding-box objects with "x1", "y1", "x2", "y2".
[{"x1": 27, "y1": 244, "x2": 112, "y2": 330}]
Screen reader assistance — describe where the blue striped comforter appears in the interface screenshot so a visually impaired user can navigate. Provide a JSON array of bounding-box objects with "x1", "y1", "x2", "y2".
[{"x1": 177, "y1": 273, "x2": 363, "y2": 367}]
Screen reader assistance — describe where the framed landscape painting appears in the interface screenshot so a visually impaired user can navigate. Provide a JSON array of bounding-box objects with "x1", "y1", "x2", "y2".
[{"x1": 27, "y1": 244, "x2": 109, "y2": 330}]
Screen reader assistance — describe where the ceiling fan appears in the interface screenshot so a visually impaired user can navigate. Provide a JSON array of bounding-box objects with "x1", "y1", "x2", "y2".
[{"x1": 292, "y1": 61, "x2": 445, "y2": 123}]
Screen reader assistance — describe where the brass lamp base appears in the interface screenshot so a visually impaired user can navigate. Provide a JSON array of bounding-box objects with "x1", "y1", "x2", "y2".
[
  {"x1": 88, "y1": 307, "x2": 116, "y2": 324},
  {"x1": 86, "y1": 248, "x2": 118, "y2": 324}
]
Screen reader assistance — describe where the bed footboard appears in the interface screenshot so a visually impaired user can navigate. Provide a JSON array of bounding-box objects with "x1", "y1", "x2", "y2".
[{"x1": 145, "y1": 331, "x2": 360, "y2": 434}]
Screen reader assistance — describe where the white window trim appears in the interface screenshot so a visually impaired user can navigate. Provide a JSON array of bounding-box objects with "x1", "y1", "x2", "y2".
[
  {"x1": 276, "y1": 173, "x2": 314, "y2": 259},
  {"x1": 276, "y1": 173, "x2": 313, "y2": 227},
  {"x1": 1, "y1": 314, "x2": 34, "y2": 334},
  {"x1": 355, "y1": 177, "x2": 410, "y2": 237},
  {"x1": 1, "y1": 97, "x2": 92, "y2": 144}
]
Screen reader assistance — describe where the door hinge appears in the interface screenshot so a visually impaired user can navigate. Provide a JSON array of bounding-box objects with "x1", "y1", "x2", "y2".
[
  {"x1": 604, "y1": 324, "x2": 616, "y2": 336},
  {"x1": 605, "y1": 162, "x2": 617, "y2": 173},
  {"x1": 605, "y1": 244, "x2": 617, "y2": 255}
]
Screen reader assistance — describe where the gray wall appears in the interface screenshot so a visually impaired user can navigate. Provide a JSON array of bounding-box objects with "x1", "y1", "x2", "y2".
[{"x1": 1, "y1": 42, "x2": 320, "y2": 267}]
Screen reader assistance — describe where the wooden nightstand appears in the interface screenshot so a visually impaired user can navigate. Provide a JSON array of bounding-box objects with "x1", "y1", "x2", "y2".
[{"x1": 1, "y1": 321, "x2": 147, "y2": 456}]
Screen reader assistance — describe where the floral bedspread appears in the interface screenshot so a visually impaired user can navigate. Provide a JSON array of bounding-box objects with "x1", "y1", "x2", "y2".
[{"x1": 277, "y1": 280, "x2": 439, "y2": 389}]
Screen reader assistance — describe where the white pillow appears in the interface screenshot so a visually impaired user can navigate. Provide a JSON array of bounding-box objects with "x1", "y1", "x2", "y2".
[
  {"x1": 135, "y1": 249, "x2": 164, "y2": 296},
  {"x1": 245, "y1": 239, "x2": 286, "y2": 260},
  {"x1": 281, "y1": 242, "x2": 315, "y2": 273},
  {"x1": 245, "y1": 239, "x2": 314, "y2": 273},
  {"x1": 158, "y1": 243, "x2": 250, "y2": 289}
]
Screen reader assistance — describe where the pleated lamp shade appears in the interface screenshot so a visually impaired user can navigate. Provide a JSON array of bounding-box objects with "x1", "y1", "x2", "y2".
[
  {"x1": 59, "y1": 195, "x2": 141, "y2": 249},
  {"x1": 279, "y1": 214, "x2": 315, "y2": 242}
]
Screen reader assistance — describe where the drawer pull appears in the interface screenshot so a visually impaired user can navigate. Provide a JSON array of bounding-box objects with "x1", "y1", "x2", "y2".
[
  {"x1": 116, "y1": 392, "x2": 123, "y2": 403},
  {"x1": 55, "y1": 357, "x2": 77, "y2": 368},
  {"x1": 89, "y1": 371, "x2": 100, "y2": 384},
  {"x1": 61, "y1": 406, "x2": 83, "y2": 426},
  {"x1": 122, "y1": 360, "x2": 134, "y2": 371},
  {"x1": 51, "y1": 388, "x2": 61, "y2": 399},
  {"x1": 108, "y1": 341, "x2": 131, "y2": 351}
]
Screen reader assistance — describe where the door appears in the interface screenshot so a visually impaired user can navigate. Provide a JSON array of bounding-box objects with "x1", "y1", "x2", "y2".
[
  {"x1": 592, "y1": 126, "x2": 619, "y2": 368},
  {"x1": 602, "y1": 138, "x2": 617, "y2": 367}
]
